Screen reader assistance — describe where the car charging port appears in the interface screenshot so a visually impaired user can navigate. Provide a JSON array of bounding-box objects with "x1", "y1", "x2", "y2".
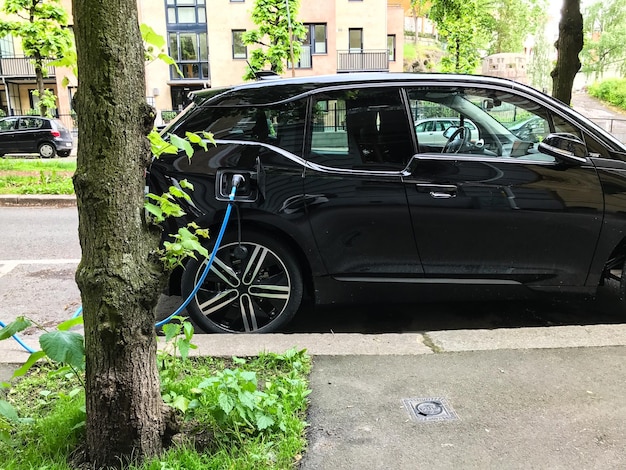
[{"x1": 216, "y1": 169, "x2": 258, "y2": 202}]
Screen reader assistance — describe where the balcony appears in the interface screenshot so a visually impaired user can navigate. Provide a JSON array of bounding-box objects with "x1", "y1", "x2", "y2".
[
  {"x1": 337, "y1": 50, "x2": 388, "y2": 73},
  {"x1": 0, "y1": 56, "x2": 56, "y2": 78}
]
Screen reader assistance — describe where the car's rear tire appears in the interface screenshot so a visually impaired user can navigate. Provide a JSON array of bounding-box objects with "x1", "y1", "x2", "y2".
[
  {"x1": 38, "y1": 143, "x2": 56, "y2": 158},
  {"x1": 58, "y1": 150, "x2": 71, "y2": 158},
  {"x1": 181, "y1": 230, "x2": 303, "y2": 333}
]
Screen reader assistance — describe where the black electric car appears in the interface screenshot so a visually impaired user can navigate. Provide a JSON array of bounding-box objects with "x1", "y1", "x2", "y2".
[{"x1": 147, "y1": 73, "x2": 626, "y2": 333}]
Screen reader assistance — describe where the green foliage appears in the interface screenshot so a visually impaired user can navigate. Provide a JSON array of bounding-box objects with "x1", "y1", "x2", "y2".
[
  {"x1": 581, "y1": 0, "x2": 626, "y2": 79},
  {"x1": 430, "y1": 0, "x2": 492, "y2": 73},
  {"x1": 0, "y1": 341, "x2": 311, "y2": 469},
  {"x1": 0, "y1": 0, "x2": 73, "y2": 116},
  {"x1": 0, "y1": 171, "x2": 74, "y2": 195},
  {"x1": 141, "y1": 23, "x2": 183, "y2": 77},
  {"x1": 0, "y1": 316, "x2": 85, "y2": 382},
  {"x1": 161, "y1": 110, "x2": 180, "y2": 123},
  {"x1": 31, "y1": 89, "x2": 58, "y2": 117},
  {"x1": 161, "y1": 223, "x2": 210, "y2": 269},
  {"x1": 488, "y1": 0, "x2": 544, "y2": 55},
  {"x1": 146, "y1": 130, "x2": 216, "y2": 269},
  {"x1": 160, "y1": 348, "x2": 310, "y2": 444},
  {"x1": 242, "y1": 0, "x2": 307, "y2": 80},
  {"x1": 588, "y1": 78, "x2": 626, "y2": 110}
]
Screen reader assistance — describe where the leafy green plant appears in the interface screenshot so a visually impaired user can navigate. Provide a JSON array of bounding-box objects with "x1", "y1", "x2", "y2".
[
  {"x1": 0, "y1": 316, "x2": 85, "y2": 383},
  {"x1": 589, "y1": 79, "x2": 626, "y2": 111}
]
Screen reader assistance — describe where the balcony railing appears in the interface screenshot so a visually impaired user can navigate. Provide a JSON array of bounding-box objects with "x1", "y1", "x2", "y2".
[
  {"x1": 0, "y1": 56, "x2": 56, "y2": 78},
  {"x1": 337, "y1": 50, "x2": 388, "y2": 73}
]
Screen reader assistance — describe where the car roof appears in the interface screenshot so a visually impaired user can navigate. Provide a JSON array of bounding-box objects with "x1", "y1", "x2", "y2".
[
  {"x1": 191, "y1": 72, "x2": 546, "y2": 107},
  {"x1": 1, "y1": 115, "x2": 52, "y2": 120}
]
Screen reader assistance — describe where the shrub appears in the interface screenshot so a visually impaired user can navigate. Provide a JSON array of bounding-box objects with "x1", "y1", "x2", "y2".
[{"x1": 588, "y1": 79, "x2": 626, "y2": 111}]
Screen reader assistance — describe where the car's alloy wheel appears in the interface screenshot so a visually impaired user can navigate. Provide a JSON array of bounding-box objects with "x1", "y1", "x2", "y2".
[
  {"x1": 181, "y1": 231, "x2": 303, "y2": 333},
  {"x1": 38, "y1": 143, "x2": 56, "y2": 158}
]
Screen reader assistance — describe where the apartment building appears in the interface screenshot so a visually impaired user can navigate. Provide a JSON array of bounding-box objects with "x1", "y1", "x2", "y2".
[{"x1": 0, "y1": 0, "x2": 404, "y2": 128}]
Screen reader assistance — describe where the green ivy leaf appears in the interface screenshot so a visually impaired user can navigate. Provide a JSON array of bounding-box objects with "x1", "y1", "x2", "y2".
[
  {"x1": 39, "y1": 331, "x2": 85, "y2": 370},
  {"x1": 169, "y1": 134, "x2": 194, "y2": 158},
  {"x1": 0, "y1": 400, "x2": 19, "y2": 422},
  {"x1": 0, "y1": 317, "x2": 31, "y2": 340},
  {"x1": 12, "y1": 350, "x2": 46, "y2": 379},
  {"x1": 171, "y1": 394, "x2": 190, "y2": 413},
  {"x1": 56, "y1": 316, "x2": 83, "y2": 331},
  {"x1": 218, "y1": 391, "x2": 235, "y2": 415},
  {"x1": 255, "y1": 412, "x2": 275, "y2": 431}
]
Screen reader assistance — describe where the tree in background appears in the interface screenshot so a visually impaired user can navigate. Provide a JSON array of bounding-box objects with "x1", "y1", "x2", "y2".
[
  {"x1": 0, "y1": 0, "x2": 73, "y2": 117},
  {"x1": 581, "y1": 0, "x2": 626, "y2": 80},
  {"x1": 409, "y1": 0, "x2": 432, "y2": 44},
  {"x1": 526, "y1": 12, "x2": 551, "y2": 92},
  {"x1": 72, "y1": 0, "x2": 173, "y2": 466},
  {"x1": 488, "y1": 0, "x2": 544, "y2": 55},
  {"x1": 551, "y1": 0, "x2": 583, "y2": 105},
  {"x1": 430, "y1": 0, "x2": 492, "y2": 73},
  {"x1": 242, "y1": 0, "x2": 307, "y2": 80}
]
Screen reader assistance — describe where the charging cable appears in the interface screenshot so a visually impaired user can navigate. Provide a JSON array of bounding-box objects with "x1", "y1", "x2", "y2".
[{"x1": 2, "y1": 175, "x2": 244, "y2": 352}]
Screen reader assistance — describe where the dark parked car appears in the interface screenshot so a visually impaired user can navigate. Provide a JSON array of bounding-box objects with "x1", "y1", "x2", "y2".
[
  {"x1": 0, "y1": 116, "x2": 73, "y2": 158},
  {"x1": 148, "y1": 73, "x2": 626, "y2": 333}
]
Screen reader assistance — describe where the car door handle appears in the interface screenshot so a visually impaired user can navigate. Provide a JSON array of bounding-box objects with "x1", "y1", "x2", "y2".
[
  {"x1": 429, "y1": 191, "x2": 456, "y2": 199},
  {"x1": 413, "y1": 183, "x2": 457, "y2": 199}
]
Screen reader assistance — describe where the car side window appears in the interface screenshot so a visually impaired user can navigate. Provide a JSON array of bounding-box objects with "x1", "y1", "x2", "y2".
[
  {"x1": 19, "y1": 118, "x2": 44, "y2": 130},
  {"x1": 407, "y1": 87, "x2": 561, "y2": 162},
  {"x1": 174, "y1": 100, "x2": 306, "y2": 157},
  {"x1": 0, "y1": 118, "x2": 17, "y2": 131},
  {"x1": 308, "y1": 87, "x2": 415, "y2": 169}
]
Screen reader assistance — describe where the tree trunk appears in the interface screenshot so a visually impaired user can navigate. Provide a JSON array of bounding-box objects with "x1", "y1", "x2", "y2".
[
  {"x1": 551, "y1": 0, "x2": 583, "y2": 105},
  {"x1": 72, "y1": 0, "x2": 167, "y2": 467},
  {"x1": 34, "y1": 52, "x2": 47, "y2": 117}
]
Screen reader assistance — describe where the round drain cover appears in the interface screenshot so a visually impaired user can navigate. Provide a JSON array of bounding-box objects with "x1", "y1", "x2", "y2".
[{"x1": 415, "y1": 401, "x2": 444, "y2": 416}]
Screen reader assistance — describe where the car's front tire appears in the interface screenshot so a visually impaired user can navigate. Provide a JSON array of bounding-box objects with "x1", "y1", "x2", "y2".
[
  {"x1": 181, "y1": 230, "x2": 303, "y2": 333},
  {"x1": 38, "y1": 142, "x2": 56, "y2": 158}
]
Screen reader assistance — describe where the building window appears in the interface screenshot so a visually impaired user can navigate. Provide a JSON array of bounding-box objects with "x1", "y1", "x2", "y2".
[
  {"x1": 349, "y1": 28, "x2": 362, "y2": 53},
  {"x1": 387, "y1": 35, "x2": 396, "y2": 61},
  {"x1": 0, "y1": 35, "x2": 14, "y2": 57},
  {"x1": 166, "y1": 0, "x2": 206, "y2": 25},
  {"x1": 305, "y1": 24, "x2": 326, "y2": 54},
  {"x1": 232, "y1": 30, "x2": 247, "y2": 59},
  {"x1": 168, "y1": 31, "x2": 209, "y2": 79}
]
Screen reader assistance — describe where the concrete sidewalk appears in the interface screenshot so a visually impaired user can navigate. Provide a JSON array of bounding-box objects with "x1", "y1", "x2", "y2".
[{"x1": 2, "y1": 325, "x2": 626, "y2": 469}]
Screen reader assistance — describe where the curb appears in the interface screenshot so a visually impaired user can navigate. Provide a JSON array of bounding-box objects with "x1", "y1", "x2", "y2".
[{"x1": 0, "y1": 194, "x2": 76, "y2": 207}]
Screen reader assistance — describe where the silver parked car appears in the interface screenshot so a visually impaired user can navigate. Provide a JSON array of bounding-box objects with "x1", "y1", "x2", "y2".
[{"x1": 415, "y1": 117, "x2": 479, "y2": 149}]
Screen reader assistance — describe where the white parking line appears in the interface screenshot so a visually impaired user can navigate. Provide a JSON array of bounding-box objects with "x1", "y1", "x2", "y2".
[{"x1": 0, "y1": 259, "x2": 80, "y2": 277}]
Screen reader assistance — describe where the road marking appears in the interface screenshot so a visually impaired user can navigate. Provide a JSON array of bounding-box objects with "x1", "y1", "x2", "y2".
[{"x1": 0, "y1": 259, "x2": 80, "y2": 277}]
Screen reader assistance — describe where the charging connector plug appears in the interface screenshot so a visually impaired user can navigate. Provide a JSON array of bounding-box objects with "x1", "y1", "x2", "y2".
[{"x1": 231, "y1": 174, "x2": 245, "y2": 189}]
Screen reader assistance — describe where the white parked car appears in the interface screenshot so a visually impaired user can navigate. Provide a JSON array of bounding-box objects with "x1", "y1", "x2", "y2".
[{"x1": 415, "y1": 117, "x2": 479, "y2": 148}]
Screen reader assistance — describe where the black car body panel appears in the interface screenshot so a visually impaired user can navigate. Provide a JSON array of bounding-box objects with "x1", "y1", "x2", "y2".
[{"x1": 147, "y1": 73, "x2": 626, "y2": 332}]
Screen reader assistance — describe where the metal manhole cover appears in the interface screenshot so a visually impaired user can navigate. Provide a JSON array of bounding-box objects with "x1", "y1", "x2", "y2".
[{"x1": 402, "y1": 397, "x2": 458, "y2": 422}]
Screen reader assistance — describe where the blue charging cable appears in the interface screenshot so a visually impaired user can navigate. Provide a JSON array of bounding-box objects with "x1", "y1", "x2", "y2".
[{"x1": 1, "y1": 177, "x2": 242, "y2": 353}]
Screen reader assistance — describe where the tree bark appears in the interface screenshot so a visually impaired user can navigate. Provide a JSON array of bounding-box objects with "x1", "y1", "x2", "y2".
[
  {"x1": 551, "y1": 0, "x2": 583, "y2": 105},
  {"x1": 72, "y1": 0, "x2": 167, "y2": 467}
]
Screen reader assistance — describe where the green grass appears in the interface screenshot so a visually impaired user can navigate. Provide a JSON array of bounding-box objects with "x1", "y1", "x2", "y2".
[
  {"x1": 0, "y1": 158, "x2": 75, "y2": 194},
  {"x1": 0, "y1": 158, "x2": 76, "y2": 172},
  {"x1": 0, "y1": 349, "x2": 311, "y2": 470}
]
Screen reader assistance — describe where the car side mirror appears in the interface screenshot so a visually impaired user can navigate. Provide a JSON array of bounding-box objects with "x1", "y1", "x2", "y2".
[{"x1": 538, "y1": 133, "x2": 588, "y2": 164}]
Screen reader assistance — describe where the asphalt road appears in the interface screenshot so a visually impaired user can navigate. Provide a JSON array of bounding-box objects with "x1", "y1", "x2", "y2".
[{"x1": 2, "y1": 205, "x2": 626, "y2": 339}]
